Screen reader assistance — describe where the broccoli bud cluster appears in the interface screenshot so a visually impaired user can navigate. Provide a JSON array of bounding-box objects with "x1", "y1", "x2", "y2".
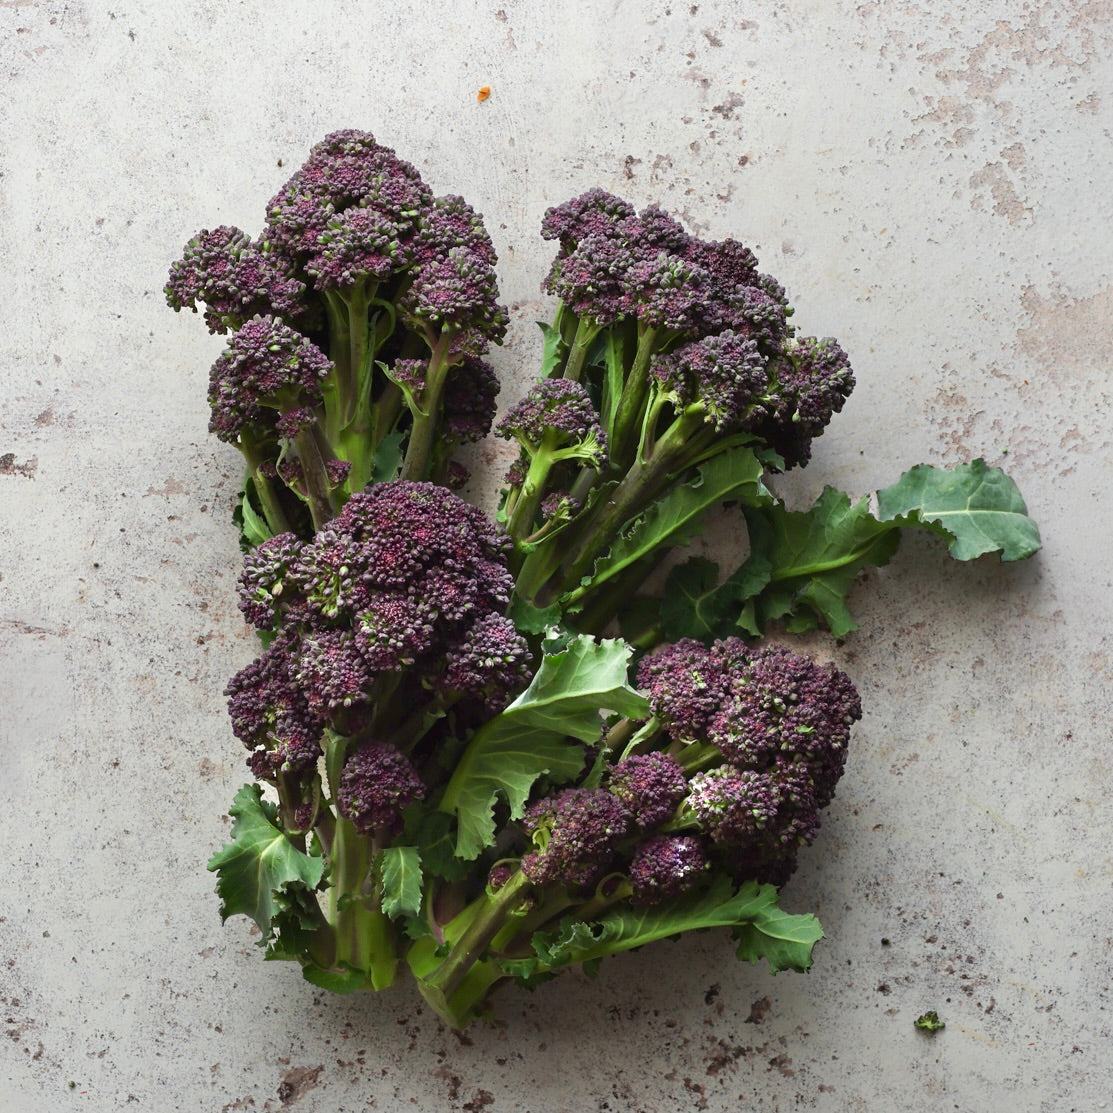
[
  {"x1": 226, "y1": 481, "x2": 531, "y2": 796},
  {"x1": 641, "y1": 637, "x2": 862, "y2": 885},
  {"x1": 507, "y1": 638, "x2": 860, "y2": 901}
]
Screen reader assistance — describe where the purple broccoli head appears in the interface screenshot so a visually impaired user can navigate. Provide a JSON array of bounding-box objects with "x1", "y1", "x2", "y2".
[
  {"x1": 628, "y1": 835, "x2": 709, "y2": 905},
  {"x1": 607, "y1": 752, "x2": 688, "y2": 831},
  {"x1": 521, "y1": 788, "x2": 631, "y2": 888},
  {"x1": 495, "y1": 378, "x2": 608, "y2": 468},
  {"x1": 651, "y1": 330, "x2": 768, "y2": 431},
  {"x1": 635, "y1": 638, "x2": 727, "y2": 743},
  {"x1": 336, "y1": 741, "x2": 426, "y2": 835},
  {"x1": 207, "y1": 315, "x2": 332, "y2": 443},
  {"x1": 165, "y1": 225, "x2": 305, "y2": 334}
]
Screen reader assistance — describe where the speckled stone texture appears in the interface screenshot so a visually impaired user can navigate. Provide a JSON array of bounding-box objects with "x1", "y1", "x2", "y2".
[{"x1": 1, "y1": 2, "x2": 1110, "y2": 1111}]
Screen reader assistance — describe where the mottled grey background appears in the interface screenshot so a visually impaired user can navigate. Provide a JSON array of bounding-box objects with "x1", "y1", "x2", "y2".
[{"x1": 2, "y1": 2, "x2": 1110, "y2": 1110}]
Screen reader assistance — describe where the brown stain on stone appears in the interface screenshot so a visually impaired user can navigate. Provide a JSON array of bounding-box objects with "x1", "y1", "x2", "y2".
[
  {"x1": 277, "y1": 1064, "x2": 323, "y2": 1105},
  {"x1": 0, "y1": 453, "x2": 36, "y2": 477},
  {"x1": 1017, "y1": 283, "x2": 1113, "y2": 375}
]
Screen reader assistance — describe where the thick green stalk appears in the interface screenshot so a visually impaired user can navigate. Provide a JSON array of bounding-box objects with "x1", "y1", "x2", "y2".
[
  {"x1": 560, "y1": 412, "x2": 711, "y2": 593},
  {"x1": 607, "y1": 324, "x2": 658, "y2": 468},
  {"x1": 239, "y1": 437, "x2": 290, "y2": 536},
  {"x1": 328, "y1": 815, "x2": 397, "y2": 990},
  {"x1": 399, "y1": 334, "x2": 454, "y2": 481},
  {"x1": 417, "y1": 870, "x2": 534, "y2": 1004},
  {"x1": 293, "y1": 426, "x2": 338, "y2": 529},
  {"x1": 561, "y1": 316, "x2": 602, "y2": 384}
]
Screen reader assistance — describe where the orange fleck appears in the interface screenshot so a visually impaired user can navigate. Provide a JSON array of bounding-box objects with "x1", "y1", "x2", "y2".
[{"x1": 477, "y1": 86, "x2": 491, "y2": 102}]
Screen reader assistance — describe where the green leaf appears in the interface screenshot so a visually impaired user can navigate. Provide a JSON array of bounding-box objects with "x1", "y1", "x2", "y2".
[
  {"x1": 379, "y1": 846, "x2": 423, "y2": 920},
  {"x1": 371, "y1": 431, "x2": 404, "y2": 483},
  {"x1": 207, "y1": 784, "x2": 326, "y2": 937},
  {"x1": 737, "y1": 489, "x2": 902, "y2": 637},
  {"x1": 533, "y1": 878, "x2": 822, "y2": 973},
  {"x1": 538, "y1": 322, "x2": 567, "y2": 379},
  {"x1": 238, "y1": 482, "x2": 274, "y2": 548},
  {"x1": 660, "y1": 557, "x2": 734, "y2": 641},
  {"x1": 876, "y1": 459, "x2": 1041, "y2": 561},
  {"x1": 574, "y1": 447, "x2": 768, "y2": 601},
  {"x1": 264, "y1": 882, "x2": 325, "y2": 962},
  {"x1": 439, "y1": 635, "x2": 650, "y2": 859},
  {"x1": 404, "y1": 809, "x2": 472, "y2": 881},
  {"x1": 301, "y1": 963, "x2": 372, "y2": 994},
  {"x1": 507, "y1": 593, "x2": 563, "y2": 635}
]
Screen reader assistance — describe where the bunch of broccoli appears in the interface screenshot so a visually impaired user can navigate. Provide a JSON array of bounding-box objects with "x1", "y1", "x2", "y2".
[{"x1": 170, "y1": 131, "x2": 1040, "y2": 1027}]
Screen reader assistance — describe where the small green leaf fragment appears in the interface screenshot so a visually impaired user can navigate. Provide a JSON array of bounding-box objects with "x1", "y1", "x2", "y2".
[
  {"x1": 379, "y1": 846, "x2": 423, "y2": 920},
  {"x1": 507, "y1": 593, "x2": 563, "y2": 635},
  {"x1": 301, "y1": 964, "x2": 372, "y2": 994},
  {"x1": 239, "y1": 482, "x2": 274, "y2": 547},
  {"x1": 371, "y1": 431, "x2": 405, "y2": 483},
  {"x1": 914, "y1": 1010, "x2": 946, "y2": 1032}
]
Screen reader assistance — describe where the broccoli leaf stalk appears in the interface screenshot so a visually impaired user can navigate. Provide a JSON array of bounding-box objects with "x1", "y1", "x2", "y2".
[{"x1": 413, "y1": 869, "x2": 533, "y2": 1024}]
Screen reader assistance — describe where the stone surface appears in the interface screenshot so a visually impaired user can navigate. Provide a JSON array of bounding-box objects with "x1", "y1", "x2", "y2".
[{"x1": 1, "y1": 2, "x2": 1110, "y2": 1110}]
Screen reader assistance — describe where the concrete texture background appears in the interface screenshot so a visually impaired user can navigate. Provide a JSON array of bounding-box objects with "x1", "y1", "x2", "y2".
[{"x1": 1, "y1": 1, "x2": 1110, "y2": 1110}]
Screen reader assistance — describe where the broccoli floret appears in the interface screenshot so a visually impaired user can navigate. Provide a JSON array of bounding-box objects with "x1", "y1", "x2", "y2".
[
  {"x1": 708, "y1": 641, "x2": 861, "y2": 808},
  {"x1": 649, "y1": 330, "x2": 768, "y2": 433},
  {"x1": 165, "y1": 226, "x2": 305, "y2": 334},
  {"x1": 628, "y1": 834, "x2": 709, "y2": 905},
  {"x1": 496, "y1": 378, "x2": 608, "y2": 540},
  {"x1": 635, "y1": 638, "x2": 726, "y2": 743},
  {"x1": 231, "y1": 481, "x2": 526, "y2": 745},
  {"x1": 337, "y1": 741, "x2": 426, "y2": 835},
  {"x1": 264, "y1": 129, "x2": 433, "y2": 263},
  {"x1": 914, "y1": 1011, "x2": 946, "y2": 1032},
  {"x1": 224, "y1": 631, "x2": 324, "y2": 782},
  {"x1": 607, "y1": 751, "x2": 688, "y2": 831},
  {"x1": 207, "y1": 315, "x2": 332, "y2": 444},
  {"x1": 521, "y1": 788, "x2": 631, "y2": 888}
]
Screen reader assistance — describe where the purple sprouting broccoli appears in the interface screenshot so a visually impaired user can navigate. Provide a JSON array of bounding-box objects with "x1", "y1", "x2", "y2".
[
  {"x1": 496, "y1": 378, "x2": 608, "y2": 542},
  {"x1": 682, "y1": 760, "x2": 824, "y2": 887},
  {"x1": 628, "y1": 834, "x2": 709, "y2": 905},
  {"x1": 635, "y1": 638, "x2": 727, "y2": 743},
  {"x1": 708, "y1": 640, "x2": 861, "y2": 808},
  {"x1": 632, "y1": 637, "x2": 861, "y2": 884},
  {"x1": 230, "y1": 481, "x2": 528, "y2": 751},
  {"x1": 165, "y1": 226, "x2": 305, "y2": 334},
  {"x1": 607, "y1": 751, "x2": 688, "y2": 831},
  {"x1": 520, "y1": 788, "x2": 632, "y2": 888},
  {"x1": 438, "y1": 612, "x2": 531, "y2": 713},
  {"x1": 224, "y1": 631, "x2": 324, "y2": 784},
  {"x1": 642, "y1": 328, "x2": 852, "y2": 471},
  {"x1": 306, "y1": 206, "x2": 411, "y2": 290},
  {"x1": 412, "y1": 194, "x2": 499, "y2": 268},
  {"x1": 236, "y1": 531, "x2": 306, "y2": 630},
  {"x1": 649, "y1": 329, "x2": 768, "y2": 433},
  {"x1": 540, "y1": 188, "x2": 637, "y2": 251},
  {"x1": 264, "y1": 130, "x2": 434, "y2": 266},
  {"x1": 400, "y1": 245, "x2": 509, "y2": 356},
  {"x1": 207, "y1": 315, "x2": 332, "y2": 444},
  {"x1": 753, "y1": 336, "x2": 855, "y2": 468},
  {"x1": 685, "y1": 766, "x2": 782, "y2": 847},
  {"x1": 336, "y1": 741, "x2": 426, "y2": 835}
]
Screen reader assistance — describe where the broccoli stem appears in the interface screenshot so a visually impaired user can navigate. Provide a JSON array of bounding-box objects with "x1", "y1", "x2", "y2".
[
  {"x1": 561, "y1": 316, "x2": 602, "y2": 384},
  {"x1": 607, "y1": 323, "x2": 658, "y2": 468},
  {"x1": 399, "y1": 333, "x2": 454, "y2": 481},
  {"x1": 239, "y1": 436, "x2": 290, "y2": 536},
  {"x1": 559, "y1": 411, "x2": 711, "y2": 594},
  {"x1": 328, "y1": 815, "x2": 397, "y2": 989},
  {"x1": 417, "y1": 870, "x2": 533, "y2": 1006},
  {"x1": 293, "y1": 427, "x2": 338, "y2": 529}
]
